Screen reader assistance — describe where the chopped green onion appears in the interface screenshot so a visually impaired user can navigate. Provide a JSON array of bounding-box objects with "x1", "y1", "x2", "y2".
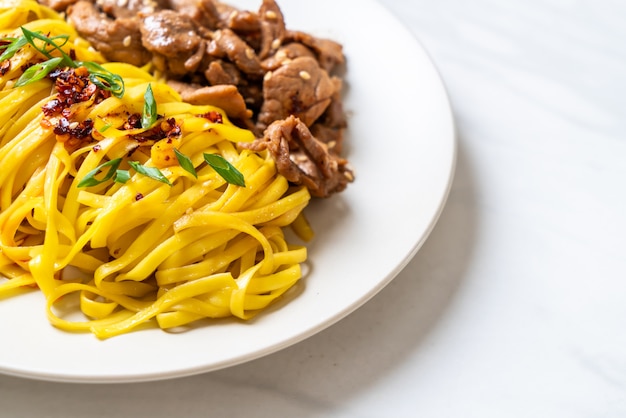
[
  {"x1": 142, "y1": 84, "x2": 157, "y2": 128},
  {"x1": 20, "y1": 27, "x2": 72, "y2": 67},
  {"x1": 203, "y1": 153, "x2": 245, "y2": 187},
  {"x1": 78, "y1": 159, "x2": 174, "y2": 187},
  {"x1": 77, "y1": 158, "x2": 122, "y2": 187},
  {"x1": 14, "y1": 57, "x2": 62, "y2": 87},
  {"x1": 1, "y1": 27, "x2": 125, "y2": 97},
  {"x1": 0, "y1": 36, "x2": 28, "y2": 61},
  {"x1": 128, "y1": 161, "x2": 171, "y2": 185},
  {"x1": 115, "y1": 169, "x2": 130, "y2": 183},
  {"x1": 98, "y1": 122, "x2": 112, "y2": 133},
  {"x1": 174, "y1": 148, "x2": 197, "y2": 178},
  {"x1": 79, "y1": 61, "x2": 125, "y2": 98}
]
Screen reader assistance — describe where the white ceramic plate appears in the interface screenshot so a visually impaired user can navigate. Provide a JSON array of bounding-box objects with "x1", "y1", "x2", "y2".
[{"x1": 0, "y1": 0, "x2": 455, "y2": 382}]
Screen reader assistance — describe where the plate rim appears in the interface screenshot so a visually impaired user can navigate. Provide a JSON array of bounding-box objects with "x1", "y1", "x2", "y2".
[{"x1": 0, "y1": 0, "x2": 457, "y2": 383}]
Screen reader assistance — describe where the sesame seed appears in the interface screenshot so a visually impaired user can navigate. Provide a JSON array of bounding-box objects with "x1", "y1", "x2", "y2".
[
  {"x1": 122, "y1": 35, "x2": 132, "y2": 47},
  {"x1": 299, "y1": 70, "x2": 311, "y2": 80},
  {"x1": 69, "y1": 121, "x2": 79, "y2": 129},
  {"x1": 117, "y1": 0, "x2": 127, "y2": 7},
  {"x1": 264, "y1": 71, "x2": 273, "y2": 81},
  {"x1": 344, "y1": 171, "x2": 354, "y2": 182},
  {"x1": 265, "y1": 10, "x2": 277, "y2": 20},
  {"x1": 327, "y1": 140, "x2": 337, "y2": 149},
  {"x1": 140, "y1": 0, "x2": 155, "y2": 11},
  {"x1": 245, "y1": 48, "x2": 255, "y2": 60},
  {"x1": 271, "y1": 38, "x2": 281, "y2": 49}
]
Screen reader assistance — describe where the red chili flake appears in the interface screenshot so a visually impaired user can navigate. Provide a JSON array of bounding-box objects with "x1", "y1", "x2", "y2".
[
  {"x1": 41, "y1": 66, "x2": 111, "y2": 150},
  {"x1": 75, "y1": 119, "x2": 94, "y2": 139},
  {"x1": 53, "y1": 118, "x2": 94, "y2": 140},
  {"x1": 93, "y1": 144, "x2": 101, "y2": 152},
  {"x1": 0, "y1": 60, "x2": 10, "y2": 76},
  {"x1": 42, "y1": 98, "x2": 62, "y2": 116},
  {"x1": 197, "y1": 111, "x2": 223, "y2": 124},
  {"x1": 123, "y1": 113, "x2": 142, "y2": 130},
  {"x1": 48, "y1": 66, "x2": 110, "y2": 108},
  {"x1": 125, "y1": 116, "x2": 181, "y2": 143},
  {"x1": 164, "y1": 117, "x2": 181, "y2": 139},
  {"x1": 135, "y1": 193, "x2": 144, "y2": 201},
  {"x1": 53, "y1": 117, "x2": 70, "y2": 136}
]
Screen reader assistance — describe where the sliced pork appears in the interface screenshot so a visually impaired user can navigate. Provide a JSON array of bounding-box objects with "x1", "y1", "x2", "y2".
[
  {"x1": 66, "y1": 1, "x2": 152, "y2": 67},
  {"x1": 50, "y1": 0, "x2": 353, "y2": 197},
  {"x1": 241, "y1": 116, "x2": 352, "y2": 198}
]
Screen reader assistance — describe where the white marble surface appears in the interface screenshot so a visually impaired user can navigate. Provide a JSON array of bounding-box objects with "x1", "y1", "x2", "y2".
[{"x1": 2, "y1": 0, "x2": 626, "y2": 416}]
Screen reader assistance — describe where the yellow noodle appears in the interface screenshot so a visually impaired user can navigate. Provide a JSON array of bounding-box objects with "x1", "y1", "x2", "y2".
[{"x1": 0, "y1": 0, "x2": 312, "y2": 338}]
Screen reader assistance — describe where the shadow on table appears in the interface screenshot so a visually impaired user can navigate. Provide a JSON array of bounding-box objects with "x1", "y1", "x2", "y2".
[{"x1": 0, "y1": 138, "x2": 479, "y2": 417}]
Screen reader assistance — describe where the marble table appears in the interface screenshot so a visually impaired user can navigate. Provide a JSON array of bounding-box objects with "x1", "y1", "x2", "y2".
[{"x1": 2, "y1": 0, "x2": 625, "y2": 416}]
